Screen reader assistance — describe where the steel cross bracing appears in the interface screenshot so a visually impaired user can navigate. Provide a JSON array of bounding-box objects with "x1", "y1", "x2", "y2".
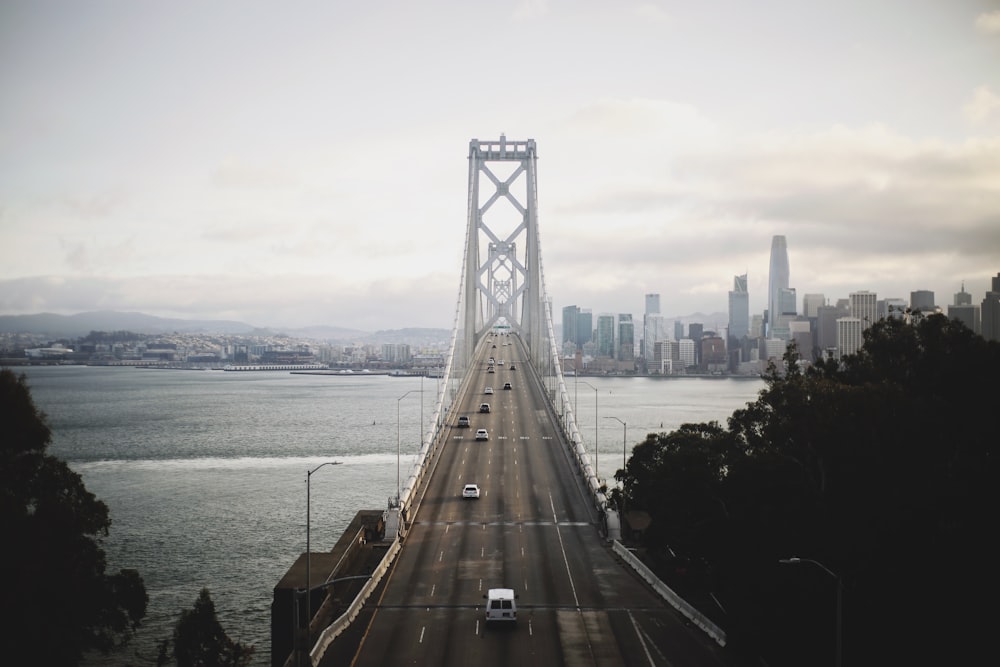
[{"x1": 463, "y1": 135, "x2": 544, "y2": 361}]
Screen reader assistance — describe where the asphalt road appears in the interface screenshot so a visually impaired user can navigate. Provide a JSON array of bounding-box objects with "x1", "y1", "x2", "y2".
[{"x1": 336, "y1": 334, "x2": 743, "y2": 667}]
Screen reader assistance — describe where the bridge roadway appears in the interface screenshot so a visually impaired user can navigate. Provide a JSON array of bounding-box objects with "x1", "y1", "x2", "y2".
[{"x1": 329, "y1": 333, "x2": 740, "y2": 667}]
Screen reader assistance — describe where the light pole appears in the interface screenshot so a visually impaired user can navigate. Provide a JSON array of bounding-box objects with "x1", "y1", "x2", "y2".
[
  {"x1": 780, "y1": 557, "x2": 843, "y2": 667},
  {"x1": 396, "y1": 388, "x2": 422, "y2": 506},
  {"x1": 578, "y1": 380, "x2": 598, "y2": 478},
  {"x1": 305, "y1": 461, "x2": 340, "y2": 651}
]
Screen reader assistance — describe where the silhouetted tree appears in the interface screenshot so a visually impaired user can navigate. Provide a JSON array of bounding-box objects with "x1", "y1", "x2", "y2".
[
  {"x1": 617, "y1": 315, "x2": 1000, "y2": 666},
  {"x1": 0, "y1": 368, "x2": 148, "y2": 665},
  {"x1": 157, "y1": 588, "x2": 254, "y2": 667}
]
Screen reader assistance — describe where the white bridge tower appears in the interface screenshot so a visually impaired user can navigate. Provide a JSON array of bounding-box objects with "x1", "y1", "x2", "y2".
[{"x1": 462, "y1": 135, "x2": 544, "y2": 361}]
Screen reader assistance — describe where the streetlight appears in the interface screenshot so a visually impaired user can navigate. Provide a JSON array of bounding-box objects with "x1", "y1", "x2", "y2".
[
  {"x1": 779, "y1": 557, "x2": 843, "y2": 667},
  {"x1": 305, "y1": 461, "x2": 341, "y2": 649},
  {"x1": 397, "y1": 388, "x2": 422, "y2": 506}
]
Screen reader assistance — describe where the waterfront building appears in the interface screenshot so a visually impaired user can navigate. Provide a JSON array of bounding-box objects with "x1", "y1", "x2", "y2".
[
  {"x1": 596, "y1": 314, "x2": 615, "y2": 357},
  {"x1": 562, "y1": 305, "x2": 579, "y2": 347},
  {"x1": 577, "y1": 309, "x2": 593, "y2": 348},
  {"x1": 767, "y1": 235, "x2": 790, "y2": 338},
  {"x1": 642, "y1": 313, "x2": 664, "y2": 362},
  {"x1": 673, "y1": 320, "x2": 684, "y2": 340},
  {"x1": 678, "y1": 338, "x2": 696, "y2": 369},
  {"x1": 617, "y1": 314, "x2": 634, "y2": 361},
  {"x1": 728, "y1": 274, "x2": 750, "y2": 339}
]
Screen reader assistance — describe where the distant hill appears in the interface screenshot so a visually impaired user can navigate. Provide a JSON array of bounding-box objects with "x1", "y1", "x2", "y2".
[
  {"x1": 0, "y1": 311, "x2": 258, "y2": 338},
  {"x1": 0, "y1": 311, "x2": 449, "y2": 345}
]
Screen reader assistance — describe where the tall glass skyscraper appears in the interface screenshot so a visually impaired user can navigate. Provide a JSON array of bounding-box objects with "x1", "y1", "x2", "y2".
[
  {"x1": 767, "y1": 235, "x2": 790, "y2": 338},
  {"x1": 728, "y1": 273, "x2": 749, "y2": 339}
]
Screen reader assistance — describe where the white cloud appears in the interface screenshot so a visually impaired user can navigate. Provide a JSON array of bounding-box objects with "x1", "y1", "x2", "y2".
[
  {"x1": 975, "y1": 10, "x2": 1000, "y2": 34},
  {"x1": 964, "y1": 85, "x2": 1000, "y2": 123}
]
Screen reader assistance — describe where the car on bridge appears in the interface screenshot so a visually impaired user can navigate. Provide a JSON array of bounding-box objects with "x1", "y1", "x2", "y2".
[
  {"x1": 503, "y1": 382, "x2": 512, "y2": 390},
  {"x1": 487, "y1": 367, "x2": 495, "y2": 373},
  {"x1": 457, "y1": 416, "x2": 470, "y2": 428},
  {"x1": 462, "y1": 483, "x2": 480, "y2": 499},
  {"x1": 484, "y1": 588, "x2": 518, "y2": 623},
  {"x1": 484, "y1": 386, "x2": 494, "y2": 394},
  {"x1": 479, "y1": 403, "x2": 491, "y2": 413},
  {"x1": 508, "y1": 363, "x2": 516, "y2": 370},
  {"x1": 475, "y1": 429, "x2": 489, "y2": 441}
]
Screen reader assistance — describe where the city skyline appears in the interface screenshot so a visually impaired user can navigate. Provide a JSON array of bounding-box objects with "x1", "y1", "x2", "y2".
[{"x1": 2, "y1": 2, "x2": 999, "y2": 331}]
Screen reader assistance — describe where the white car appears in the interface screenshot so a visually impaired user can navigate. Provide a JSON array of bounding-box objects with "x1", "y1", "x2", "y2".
[
  {"x1": 462, "y1": 484, "x2": 481, "y2": 499},
  {"x1": 485, "y1": 386, "x2": 494, "y2": 394},
  {"x1": 475, "y1": 428, "x2": 489, "y2": 441}
]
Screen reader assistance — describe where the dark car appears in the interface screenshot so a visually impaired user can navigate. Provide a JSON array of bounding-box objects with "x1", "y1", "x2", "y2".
[
  {"x1": 479, "y1": 403, "x2": 491, "y2": 413},
  {"x1": 503, "y1": 382, "x2": 512, "y2": 390}
]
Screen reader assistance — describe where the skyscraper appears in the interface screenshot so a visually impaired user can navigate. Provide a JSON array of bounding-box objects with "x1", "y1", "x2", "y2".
[
  {"x1": 562, "y1": 305, "x2": 579, "y2": 346},
  {"x1": 617, "y1": 314, "x2": 634, "y2": 360},
  {"x1": 596, "y1": 314, "x2": 615, "y2": 357},
  {"x1": 910, "y1": 290, "x2": 936, "y2": 312},
  {"x1": 576, "y1": 309, "x2": 593, "y2": 348},
  {"x1": 767, "y1": 235, "x2": 790, "y2": 338},
  {"x1": 728, "y1": 273, "x2": 750, "y2": 339},
  {"x1": 850, "y1": 290, "x2": 878, "y2": 330},
  {"x1": 982, "y1": 273, "x2": 1000, "y2": 342},
  {"x1": 643, "y1": 293, "x2": 661, "y2": 362}
]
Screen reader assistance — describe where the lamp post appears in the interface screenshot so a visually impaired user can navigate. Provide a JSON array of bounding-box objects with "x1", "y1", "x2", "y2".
[
  {"x1": 780, "y1": 557, "x2": 843, "y2": 667},
  {"x1": 396, "y1": 389, "x2": 422, "y2": 506},
  {"x1": 305, "y1": 461, "x2": 340, "y2": 652}
]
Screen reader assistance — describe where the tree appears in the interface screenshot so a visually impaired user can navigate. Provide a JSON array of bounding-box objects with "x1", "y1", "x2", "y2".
[
  {"x1": 157, "y1": 588, "x2": 254, "y2": 667},
  {"x1": 0, "y1": 368, "x2": 148, "y2": 665},
  {"x1": 617, "y1": 316, "x2": 1000, "y2": 666}
]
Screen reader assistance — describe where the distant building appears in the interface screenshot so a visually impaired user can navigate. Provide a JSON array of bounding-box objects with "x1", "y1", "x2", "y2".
[
  {"x1": 728, "y1": 274, "x2": 750, "y2": 339},
  {"x1": 767, "y1": 235, "x2": 790, "y2": 338},
  {"x1": 577, "y1": 309, "x2": 593, "y2": 348},
  {"x1": 850, "y1": 290, "x2": 878, "y2": 331},
  {"x1": 617, "y1": 314, "x2": 634, "y2": 361},
  {"x1": 802, "y1": 293, "x2": 825, "y2": 319},
  {"x1": 982, "y1": 273, "x2": 1000, "y2": 342},
  {"x1": 596, "y1": 314, "x2": 615, "y2": 357},
  {"x1": 910, "y1": 289, "x2": 936, "y2": 313},
  {"x1": 562, "y1": 306, "x2": 579, "y2": 347},
  {"x1": 837, "y1": 317, "x2": 863, "y2": 357}
]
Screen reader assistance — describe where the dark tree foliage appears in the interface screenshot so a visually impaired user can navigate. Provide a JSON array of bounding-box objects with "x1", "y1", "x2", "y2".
[
  {"x1": 157, "y1": 588, "x2": 254, "y2": 667},
  {"x1": 0, "y1": 368, "x2": 148, "y2": 665},
  {"x1": 616, "y1": 314, "x2": 1000, "y2": 667}
]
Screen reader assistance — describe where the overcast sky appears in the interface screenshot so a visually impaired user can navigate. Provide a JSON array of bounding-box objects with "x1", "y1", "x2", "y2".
[{"x1": 2, "y1": 1, "x2": 998, "y2": 331}]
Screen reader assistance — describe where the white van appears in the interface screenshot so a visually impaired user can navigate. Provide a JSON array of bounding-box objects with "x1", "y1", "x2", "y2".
[{"x1": 484, "y1": 588, "x2": 518, "y2": 623}]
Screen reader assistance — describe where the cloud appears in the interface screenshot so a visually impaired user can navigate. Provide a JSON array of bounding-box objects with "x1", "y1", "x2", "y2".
[
  {"x1": 634, "y1": 3, "x2": 670, "y2": 24},
  {"x1": 964, "y1": 85, "x2": 1000, "y2": 124},
  {"x1": 513, "y1": 0, "x2": 549, "y2": 21},
  {"x1": 975, "y1": 10, "x2": 1000, "y2": 35}
]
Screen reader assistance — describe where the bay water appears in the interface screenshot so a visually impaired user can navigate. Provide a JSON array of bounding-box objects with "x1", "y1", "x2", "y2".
[{"x1": 16, "y1": 365, "x2": 763, "y2": 665}]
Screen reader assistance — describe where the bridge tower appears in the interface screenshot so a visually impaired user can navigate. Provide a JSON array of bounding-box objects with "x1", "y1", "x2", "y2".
[{"x1": 463, "y1": 135, "x2": 544, "y2": 361}]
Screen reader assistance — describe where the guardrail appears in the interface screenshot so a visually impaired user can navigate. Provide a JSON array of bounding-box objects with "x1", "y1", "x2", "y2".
[
  {"x1": 611, "y1": 540, "x2": 727, "y2": 647},
  {"x1": 308, "y1": 538, "x2": 402, "y2": 666}
]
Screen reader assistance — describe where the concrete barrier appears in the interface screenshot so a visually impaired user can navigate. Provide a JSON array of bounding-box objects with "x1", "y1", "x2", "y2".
[{"x1": 611, "y1": 540, "x2": 727, "y2": 647}]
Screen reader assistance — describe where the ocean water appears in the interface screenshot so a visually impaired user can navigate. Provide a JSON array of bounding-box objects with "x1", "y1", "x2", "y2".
[{"x1": 16, "y1": 365, "x2": 763, "y2": 665}]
